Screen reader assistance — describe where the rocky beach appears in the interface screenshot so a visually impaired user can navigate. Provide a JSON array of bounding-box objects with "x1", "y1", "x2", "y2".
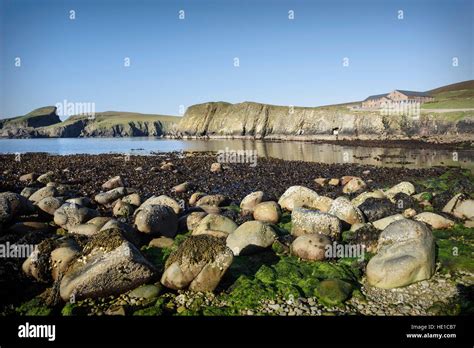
[{"x1": 0, "y1": 152, "x2": 472, "y2": 317}]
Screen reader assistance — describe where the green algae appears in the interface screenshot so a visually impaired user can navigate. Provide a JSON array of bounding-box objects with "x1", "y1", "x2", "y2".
[
  {"x1": 16, "y1": 298, "x2": 52, "y2": 316},
  {"x1": 61, "y1": 302, "x2": 86, "y2": 316},
  {"x1": 132, "y1": 298, "x2": 166, "y2": 316},
  {"x1": 224, "y1": 204, "x2": 241, "y2": 213},
  {"x1": 417, "y1": 168, "x2": 474, "y2": 195},
  {"x1": 214, "y1": 255, "x2": 361, "y2": 313},
  {"x1": 271, "y1": 240, "x2": 289, "y2": 255},
  {"x1": 276, "y1": 212, "x2": 292, "y2": 234},
  {"x1": 141, "y1": 246, "x2": 171, "y2": 272},
  {"x1": 433, "y1": 225, "x2": 474, "y2": 273}
]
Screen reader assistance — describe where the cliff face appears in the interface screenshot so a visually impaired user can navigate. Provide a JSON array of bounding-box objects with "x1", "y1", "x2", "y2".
[
  {"x1": 37, "y1": 118, "x2": 174, "y2": 138},
  {"x1": 177, "y1": 102, "x2": 474, "y2": 142},
  {"x1": 0, "y1": 110, "x2": 180, "y2": 138},
  {"x1": 0, "y1": 107, "x2": 61, "y2": 137}
]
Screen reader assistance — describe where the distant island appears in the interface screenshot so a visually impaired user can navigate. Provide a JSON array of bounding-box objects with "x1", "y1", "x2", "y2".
[{"x1": 1, "y1": 80, "x2": 473, "y2": 144}]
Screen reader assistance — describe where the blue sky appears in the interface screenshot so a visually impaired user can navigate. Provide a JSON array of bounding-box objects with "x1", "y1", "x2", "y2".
[{"x1": 0, "y1": 0, "x2": 472, "y2": 118}]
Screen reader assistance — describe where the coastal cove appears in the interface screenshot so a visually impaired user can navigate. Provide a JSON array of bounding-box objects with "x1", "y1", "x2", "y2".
[{"x1": 0, "y1": 137, "x2": 472, "y2": 170}]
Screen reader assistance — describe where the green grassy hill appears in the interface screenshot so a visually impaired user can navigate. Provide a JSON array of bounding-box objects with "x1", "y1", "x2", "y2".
[
  {"x1": 422, "y1": 80, "x2": 474, "y2": 109},
  {"x1": 36, "y1": 111, "x2": 181, "y2": 137},
  {"x1": 0, "y1": 106, "x2": 60, "y2": 129},
  {"x1": 40, "y1": 111, "x2": 179, "y2": 129}
]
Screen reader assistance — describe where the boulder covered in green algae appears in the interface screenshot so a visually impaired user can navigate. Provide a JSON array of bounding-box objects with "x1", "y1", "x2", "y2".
[{"x1": 314, "y1": 279, "x2": 353, "y2": 307}]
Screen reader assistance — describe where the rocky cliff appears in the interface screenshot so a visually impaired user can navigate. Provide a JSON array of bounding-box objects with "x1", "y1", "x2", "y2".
[
  {"x1": 0, "y1": 107, "x2": 61, "y2": 137},
  {"x1": 0, "y1": 110, "x2": 180, "y2": 138},
  {"x1": 176, "y1": 102, "x2": 474, "y2": 143}
]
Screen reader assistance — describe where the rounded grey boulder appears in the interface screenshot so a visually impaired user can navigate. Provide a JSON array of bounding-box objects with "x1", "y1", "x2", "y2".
[
  {"x1": 134, "y1": 205, "x2": 178, "y2": 237},
  {"x1": 53, "y1": 202, "x2": 99, "y2": 230},
  {"x1": 226, "y1": 220, "x2": 277, "y2": 256},
  {"x1": 366, "y1": 219, "x2": 435, "y2": 289},
  {"x1": 290, "y1": 233, "x2": 332, "y2": 261},
  {"x1": 0, "y1": 192, "x2": 35, "y2": 225}
]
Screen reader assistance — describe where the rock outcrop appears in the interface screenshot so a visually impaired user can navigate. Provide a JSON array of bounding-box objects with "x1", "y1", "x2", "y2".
[
  {"x1": 0, "y1": 107, "x2": 61, "y2": 138},
  {"x1": 0, "y1": 109, "x2": 180, "y2": 138},
  {"x1": 176, "y1": 101, "x2": 474, "y2": 142}
]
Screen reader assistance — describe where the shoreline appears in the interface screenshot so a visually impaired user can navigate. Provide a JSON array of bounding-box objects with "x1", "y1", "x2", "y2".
[
  {"x1": 1, "y1": 135, "x2": 473, "y2": 151},
  {"x1": 170, "y1": 135, "x2": 474, "y2": 150}
]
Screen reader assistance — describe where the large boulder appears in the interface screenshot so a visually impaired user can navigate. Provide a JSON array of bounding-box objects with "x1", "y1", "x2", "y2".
[
  {"x1": 291, "y1": 208, "x2": 341, "y2": 240},
  {"x1": 366, "y1": 219, "x2": 435, "y2": 289},
  {"x1": 94, "y1": 187, "x2": 128, "y2": 206},
  {"x1": 413, "y1": 212, "x2": 455, "y2": 229},
  {"x1": 384, "y1": 181, "x2": 415, "y2": 201},
  {"x1": 240, "y1": 191, "x2": 265, "y2": 215},
  {"x1": 189, "y1": 192, "x2": 206, "y2": 206},
  {"x1": 136, "y1": 195, "x2": 182, "y2": 215},
  {"x1": 22, "y1": 236, "x2": 81, "y2": 283},
  {"x1": 192, "y1": 214, "x2": 237, "y2": 238},
  {"x1": 196, "y1": 194, "x2": 227, "y2": 207},
  {"x1": 315, "y1": 279, "x2": 353, "y2": 306},
  {"x1": 37, "y1": 196, "x2": 65, "y2": 216},
  {"x1": 0, "y1": 192, "x2": 35, "y2": 225},
  {"x1": 351, "y1": 190, "x2": 385, "y2": 207},
  {"x1": 454, "y1": 200, "x2": 474, "y2": 220},
  {"x1": 358, "y1": 198, "x2": 398, "y2": 222},
  {"x1": 47, "y1": 182, "x2": 71, "y2": 196},
  {"x1": 113, "y1": 200, "x2": 134, "y2": 217},
  {"x1": 53, "y1": 203, "x2": 99, "y2": 230},
  {"x1": 278, "y1": 186, "x2": 320, "y2": 211},
  {"x1": 290, "y1": 233, "x2": 331, "y2": 261},
  {"x1": 342, "y1": 177, "x2": 366, "y2": 194},
  {"x1": 226, "y1": 221, "x2": 277, "y2": 255},
  {"x1": 442, "y1": 193, "x2": 466, "y2": 215},
  {"x1": 28, "y1": 186, "x2": 58, "y2": 203},
  {"x1": 327, "y1": 197, "x2": 365, "y2": 225},
  {"x1": 19, "y1": 172, "x2": 38, "y2": 182},
  {"x1": 37, "y1": 171, "x2": 55, "y2": 184},
  {"x1": 102, "y1": 175, "x2": 125, "y2": 190},
  {"x1": 161, "y1": 235, "x2": 233, "y2": 292},
  {"x1": 68, "y1": 216, "x2": 112, "y2": 236},
  {"x1": 178, "y1": 211, "x2": 208, "y2": 232},
  {"x1": 134, "y1": 205, "x2": 178, "y2": 237},
  {"x1": 121, "y1": 193, "x2": 141, "y2": 207},
  {"x1": 60, "y1": 230, "x2": 155, "y2": 300},
  {"x1": 253, "y1": 201, "x2": 281, "y2": 224}
]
